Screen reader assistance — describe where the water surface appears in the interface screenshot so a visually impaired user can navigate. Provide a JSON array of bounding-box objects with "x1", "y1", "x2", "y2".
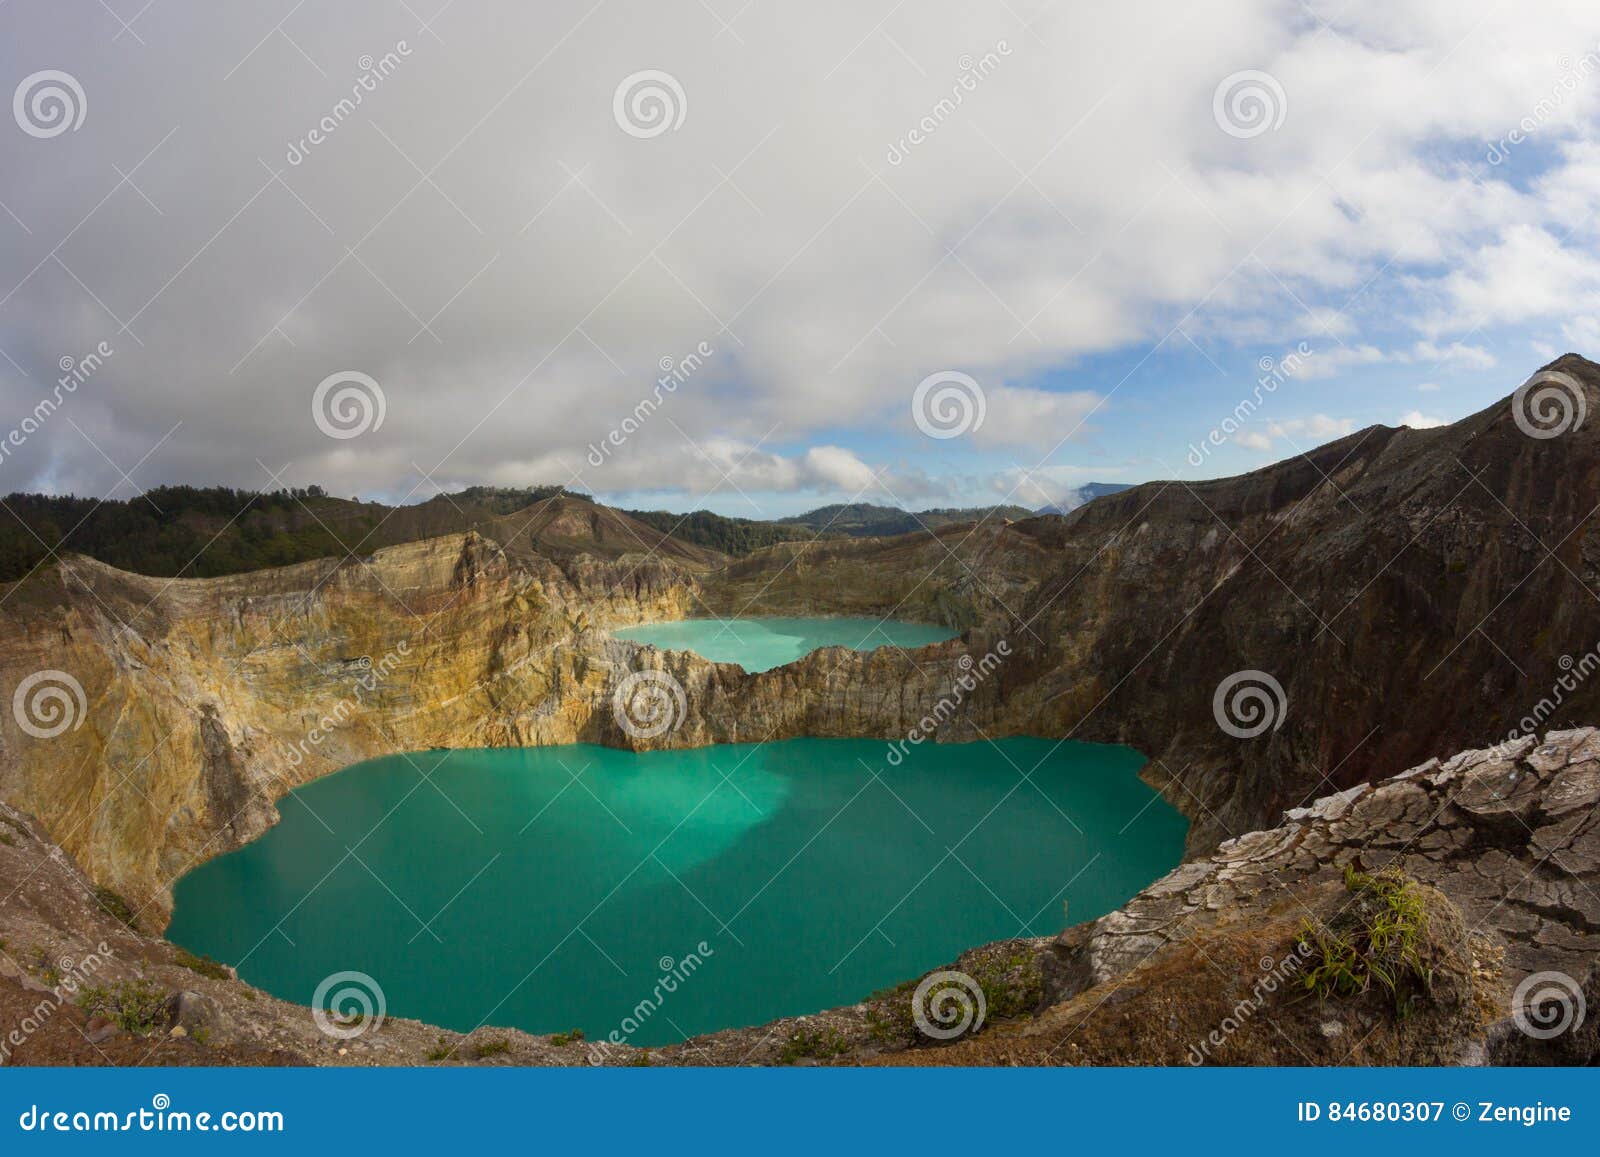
[
  {"x1": 169, "y1": 739, "x2": 1185, "y2": 1046},
  {"x1": 612, "y1": 616, "x2": 957, "y2": 672}
]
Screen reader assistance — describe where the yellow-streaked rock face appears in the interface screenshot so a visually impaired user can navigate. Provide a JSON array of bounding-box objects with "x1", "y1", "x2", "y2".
[{"x1": 0, "y1": 529, "x2": 1022, "y2": 925}]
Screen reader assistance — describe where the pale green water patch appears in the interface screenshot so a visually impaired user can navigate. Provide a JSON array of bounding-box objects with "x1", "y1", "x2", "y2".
[{"x1": 612, "y1": 616, "x2": 957, "y2": 672}]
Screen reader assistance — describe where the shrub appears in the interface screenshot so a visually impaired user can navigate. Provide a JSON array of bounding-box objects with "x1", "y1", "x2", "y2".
[
  {"x1": 778, "y1": 1025, "x2": 850, "y2": 1064},
  {"x1": 174, "y1": 950, "x2": 231, "y2": 981},
  {"x1": 77, "y1": 980, "x2": 168, "y2": 1035},
  {"x1": 475, "y1": 1038, "x2": 511, "y2": 1057},
  {"x1": 93, "y1": 886, "x2": 139, "y2": 930}
]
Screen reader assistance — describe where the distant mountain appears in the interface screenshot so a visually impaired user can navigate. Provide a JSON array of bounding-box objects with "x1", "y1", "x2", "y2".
[
  {"x1": 0, "y1": 484, "x2": 661, "y2": 583},
  {"x1": 1034, "y1": 482, "x2": 1133, "y2": 515},
  {"x1": 778, "y1": 502, "x2": 1036, "y2": 538},
  {"x1": 622, "y1": 508, "x2": 818, "y2": 556}
]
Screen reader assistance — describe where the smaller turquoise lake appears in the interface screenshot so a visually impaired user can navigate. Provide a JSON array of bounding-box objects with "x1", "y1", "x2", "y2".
[{"x1": 612, "y1": 616, "x2": 957, "y2": 672}]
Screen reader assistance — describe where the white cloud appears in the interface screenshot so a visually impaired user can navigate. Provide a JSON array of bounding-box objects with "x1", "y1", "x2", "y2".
[
  {"x1": 1401, "y1": 340, "x2": 1498, "y2": 371},
  {"x1": 968, "y1": 385, "x2": 1104, "y2": 451},
  {"x1": 0, "y1": 0, "x2": 1594, "y2": 501},
  {"x1": 1290, "y1": 344, "x2": 1386, "y2": 380},
  {"x1": 1268, "y1": 415, "x2": 1357, "y2": 441},
  {"x1": 1397, "y1": 410, "x2": 1447, "y2": 428},
  {"x1": 1292, "y1": 340, "x2": 1497, "y2": 381}
]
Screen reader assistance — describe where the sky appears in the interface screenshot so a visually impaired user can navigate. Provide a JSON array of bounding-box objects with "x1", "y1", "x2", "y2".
[{"x1": 1, "y1": 1, "x2": 1599, "y2": 519}]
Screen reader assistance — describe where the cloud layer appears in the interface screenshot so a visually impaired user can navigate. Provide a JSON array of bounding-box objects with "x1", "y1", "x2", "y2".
[{"x1": 1, "y1": 1, "x2": 1598, "y2": 512}]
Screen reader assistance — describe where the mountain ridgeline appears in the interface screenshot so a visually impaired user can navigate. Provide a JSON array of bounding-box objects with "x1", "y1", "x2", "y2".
[{"x1": 0, "y1": 485, "x2": 1126, "y2": 583}]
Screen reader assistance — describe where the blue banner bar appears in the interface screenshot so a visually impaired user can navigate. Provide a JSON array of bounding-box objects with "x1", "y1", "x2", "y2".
[{"x1": 2, "y1": 1067, "x2": 1595, "y2": 1153}]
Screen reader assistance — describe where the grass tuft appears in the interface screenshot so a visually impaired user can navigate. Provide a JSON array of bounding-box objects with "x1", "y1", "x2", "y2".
[{"x1": 1296, "y1": 865, "x2": 1434, "y2": 1017}]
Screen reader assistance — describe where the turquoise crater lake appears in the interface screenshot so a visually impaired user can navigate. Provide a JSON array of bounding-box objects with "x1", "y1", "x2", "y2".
[
  {"x1": 611, "y1": 616, "x2": 958, "y2": 672},
  {"x1": 168, "y1": 739, "x2": 1187, "y2": 1047}
]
